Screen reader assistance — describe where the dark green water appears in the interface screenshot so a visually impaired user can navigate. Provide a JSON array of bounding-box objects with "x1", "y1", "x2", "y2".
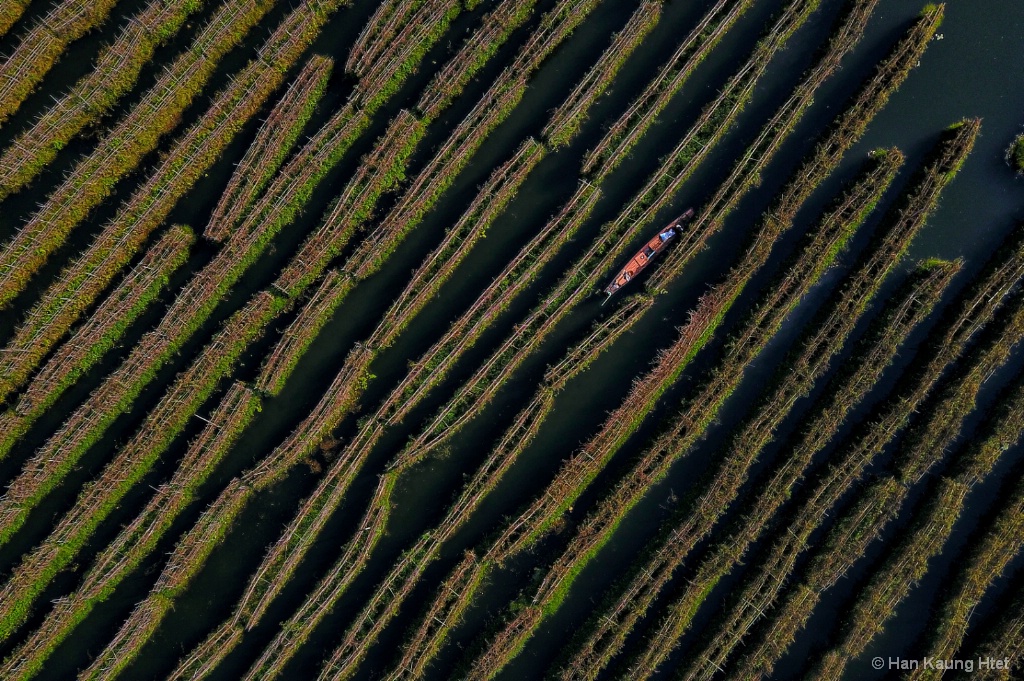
[{"x1": 0, "y1": 0, "x2": 1022, "y2": 679}]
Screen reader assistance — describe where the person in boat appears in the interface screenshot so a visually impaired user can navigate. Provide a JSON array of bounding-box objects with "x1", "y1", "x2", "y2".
[{"x1": 603, "y1": 211, "x2": 691, "y2": 299}]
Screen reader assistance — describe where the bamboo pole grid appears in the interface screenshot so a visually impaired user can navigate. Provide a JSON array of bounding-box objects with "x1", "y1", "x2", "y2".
[
  {"x1": 350, "y1": 0, "x2": 462, "y2": 111},
  {"x1": 465, "y1": 186, "x2": 920, "y2": 681},
  {"x1": 0, "y1": 0, "x2": 121, "y2": 123},
  {"x1": 273, "y1": 108, "x2": 428, "y2": 295},
  {"x1": 580, "y1": 0, "x2": 755, "y2": 178},
  {"x1": 414, "y1": 0, "x2": 538, "y2": 120},
  {"x1": 204, "y1": 54, "x2": 333, "y2": 242},
  {"x1": 0, "y1": 0, "x2": 279, "y2": 308},
  {"x1": 345, "y1": 0, "x2": 429, "y2": 76},
  {"x1": 0, "y1": 225, "x2": 192, "y2": 425},
  {"x1": 0, "y1": 0, "x2": 207, "y2": 196},
  {"x1": 0, "y1": 2, "x2": 958, "y2": 675},
  {"x1": 561, "y1": 258, "x2": 956, "y2": 681}
]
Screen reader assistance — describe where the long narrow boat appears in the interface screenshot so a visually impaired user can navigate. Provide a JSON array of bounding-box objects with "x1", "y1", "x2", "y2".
[{"x1": 603, "y1": 208, "x2": 694, "y2": 297}]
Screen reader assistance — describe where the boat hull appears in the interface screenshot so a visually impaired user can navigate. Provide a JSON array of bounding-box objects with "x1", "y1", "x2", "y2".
[{"x1": 603, "y1": 209, "x2": 694, "y2": 296}]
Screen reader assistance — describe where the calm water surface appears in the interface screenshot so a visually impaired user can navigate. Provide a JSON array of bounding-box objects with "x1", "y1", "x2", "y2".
[{"x1": 0, "y1": 0, "x2": 1022, "y2": 679}]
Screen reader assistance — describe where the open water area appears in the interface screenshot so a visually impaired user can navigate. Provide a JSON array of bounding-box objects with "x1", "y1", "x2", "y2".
[{"x1": 0, "y1": 0, "x2": 1022, "y2": 679}]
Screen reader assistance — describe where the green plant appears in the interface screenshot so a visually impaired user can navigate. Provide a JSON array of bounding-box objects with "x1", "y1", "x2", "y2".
[
  {"x1": 0, "y1": 0, "x2": 278, "y2": 307},
  {"x1": 0, "y1": 383, "x2": 259, "y2": 673},
  {"x1": 542, "y1": 1, "x2": 661, "y2": 148},
  {"x1": 0, "y1": 0, "x2": 209, "y2": 197},
  {"x1": 205, "y1": 55, "x2": 334, "y2": 241},
  {"x1": 0, "y1": 226, "x2": 193, "y2": 461},
  {"x1": 1009, "y1": 133, "x2": 1024, "y2": 172},
  {"x1": 0, "y1": 0, "x2": 122, "y2": 126},
  {"x1": 581, "y1": 0, "x2": 757, "y2": 178}
]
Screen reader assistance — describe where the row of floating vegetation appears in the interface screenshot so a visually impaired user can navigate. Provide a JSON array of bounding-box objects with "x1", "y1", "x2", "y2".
[
  {"x1": 203, "y1": 55, "x2": 334, "y2": 242},
  {"x1": 0, "y1": 0, "x2": 123, "y2": 125},
  {"x1": 412, "y1": 0, "x2": 538, "y2": 120},
  {"x1": 0, "y1": 381, "x2": 261, "y2": 680},
  {"x1": 806, "y1": 289, "x2": 1024, "y2": 680},
  {"x1": 0, "y1": 0, "x2": 614, "y2": 675},
  {"x1": 0, "y1": 0, "x2": 207, "y2": 197},
  {"x1": 580, "y1": 0, "x2": 756, "y2": 179},
  {"x1": 0, "y1": 0, "x2": 348, "y2": 406},
  {"x1": 159, "y1": 4, "x2": 675, "y2": 675},
  {"x1": 905, "y1": 382, "x2": 1024, "y2": 681},
  {"x1": 0, "y1": 0, "x2": 32, "y2": 39},
  {"x1": 0, "y1": 0, "x2": 285, "y2": 307},
  {"x1": 458, "y1": 160, "x2": 941, "y2": 681},
  {"x1": 0, "y1": 0, "x2": 1018, "y2": 679},
  {"x1": 603, "y1": 120, "x2": 979, "y2": 681},
  {"x1": 698, "y1": 173, "x2": 1024, "y2": 681},
  {"x1": 339, "y1": 27, "x2": 962, "y2": 675},
  {"x1": 566, "y1": 258, "x2": 956, "y2": 681},
  {"x1": 1009, "y1": 133, "x2": 1024, "y2": 173},
  {"x1": 0, "y1": 225, "x2": 192, "y2": 459}
]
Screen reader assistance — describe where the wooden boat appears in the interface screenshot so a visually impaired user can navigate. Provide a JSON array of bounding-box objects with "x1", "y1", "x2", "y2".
[{"x1": 603, "y1": 208, "x2": 694, "y2": 297}]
